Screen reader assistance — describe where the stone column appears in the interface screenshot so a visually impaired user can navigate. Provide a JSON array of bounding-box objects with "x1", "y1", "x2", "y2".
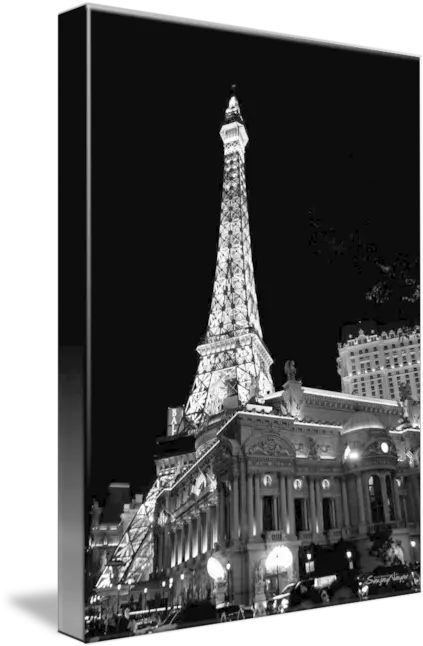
[
  {"x1": 273, "y1": 495, "x2": 279, "y2": 531},
  {"x1": 356, "y1": 474, "x2": 366, "y2": 528},
  {"x1": 170, "y1": 529, "x2": 175, "y2": 567},
  {"x1": 279, "y1": 474, "x2": 288, "y2": 534},
  {"x1": 361, "y1": 472, "x2": 371, "y2": 524},
  {"x1": 156, "y1": 531, "x2": 162, "y2": 572},
  {"x1": 211, "y1": 505, "x2": 218, "y2": 548},
  {"x1": 341, "y1": 478, "x2": 350, "y2": 527},
  {"x1": 218, "y1": 485, "x2": 225, "y2": 545},
  {"x1": 226, "y1": 493, "x2": 231, "y2": 543},
  {"x1": 254, "y1": 474, "x2": 262, "y2": 536},
  {"x1": 178, "y1": 527, "x2": 183, "y2": 565},
  {"x1": 406, "y1": 477, "x2": 416, "y2": 522},
  {"x1": 185, "y1": 521, "x2": 192, "y2": 561},
  {"x1": 315, "y1": 479, "x2": 324, "y2": 534},
  {"x1": 309, "y1": 476, "x2": 317, "y2": 535},
  {"x1": 163, "y1": 527, "x2": 171, "y2": 570},
  {"x1": 193, "y1": 514, "x2": 201, "y2": 556},
  {"x1": 232, "y1": 472, "x2": 240, "y2": 542},
  {"x1": 204, "y1": 506, "x2": 211, "y2": 553},
  {"x1": 411, "y1": 476, "x2": 420, "y2": 515},
  {"x1": 240, "y1": 460, "x2": 248, "y2": 541},
  {"x1": 287, "y1": 476, "x2": 296, "y2": 537},
  {"x1": 247, "y1": 473, "x2": 254, "y2": 538},
  {"x1": 392, "y1": 476, "x2": 402, "y2": 523},
  {"x1": 334, "y1": 494, "x2": 343, "y2": 528}
]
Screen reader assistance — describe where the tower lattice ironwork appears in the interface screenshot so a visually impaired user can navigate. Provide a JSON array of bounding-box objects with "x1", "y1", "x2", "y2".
[{"x1": 184, "y1": 93, "x2": 274, "y2": 431}]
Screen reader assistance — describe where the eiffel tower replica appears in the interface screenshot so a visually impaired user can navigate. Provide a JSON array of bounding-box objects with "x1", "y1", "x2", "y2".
[
  {"x1": 183, "y1": 90, "x2": 274, "y2": 433},
  {"x1": 95, "y1": 91, "x2": 274, "y2": 592}
]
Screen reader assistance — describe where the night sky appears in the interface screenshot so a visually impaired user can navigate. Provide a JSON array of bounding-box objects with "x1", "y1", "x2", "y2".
[{"x1": 89, "y1": 9, "x2": 419, "y2": 506}]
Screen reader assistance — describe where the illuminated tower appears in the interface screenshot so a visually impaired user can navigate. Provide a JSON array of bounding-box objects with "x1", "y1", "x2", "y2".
[{"x1": 184, "y1": 93, "x2": 274, "y2": 431}]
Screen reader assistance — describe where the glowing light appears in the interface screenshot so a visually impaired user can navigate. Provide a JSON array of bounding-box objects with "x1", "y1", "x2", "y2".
[
  {"x1": 263, "y1": 474, "x2": 272, "y2": 487},
  {"x1": 144, "y1": 588, "x2": 148, "y2": 594},
  {"x1": 265, "y1": 546, "x2": 293, "y2": 573},
  {"x1": 293, "y1": 478, "x2": 302, "y2": 490},
  {"x1": 162, "y1": 581, "x2": 166, "y2": 588},
  {"x1": 207, "y1": 556, "x2": 226, "y2": 581},
  {"x1": 346, "y1": 551, "x2": 352, "y2": 559},
  {"x1": 349, "y1": 450, "x2": 360, "y2": 460},
  {"x1": 381, "y1": 442, "x2": 389, "y2": 454},
  {"x1": 306, "y1": 553, "x2": 312, "y2": 561},
  {"x1": 226, "y1": 562, "x2": 231, "y2": 571},
  {"x1": 321, "y1": 479, "x2": 330, "y2": 490},
  {"x1": 180, "y1": 573, "x2": 184, "y2": 581}
]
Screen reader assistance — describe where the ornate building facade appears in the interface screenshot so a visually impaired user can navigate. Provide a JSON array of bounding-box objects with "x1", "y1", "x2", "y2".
[{"x1": 94, "y1": 93, "x2": 420, "y2": 613}]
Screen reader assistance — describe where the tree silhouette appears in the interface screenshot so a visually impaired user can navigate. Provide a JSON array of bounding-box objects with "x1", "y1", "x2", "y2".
[{"x1": 309, "y1": 217, "x2": 419, "y2": 306}]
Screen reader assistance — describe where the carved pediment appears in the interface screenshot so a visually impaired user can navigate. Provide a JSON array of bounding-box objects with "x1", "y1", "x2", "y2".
[{"x1": 245, "y1": 433, "x2": 295, "y2": 458}]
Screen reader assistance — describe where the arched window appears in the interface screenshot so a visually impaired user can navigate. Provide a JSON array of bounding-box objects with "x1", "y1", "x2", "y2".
[
  {"x1": 368, "y1": 475, "x2": 384, "y2": 523},
  {"x1": 385, "y1": 475, "x2": 395, "y2": 521}
]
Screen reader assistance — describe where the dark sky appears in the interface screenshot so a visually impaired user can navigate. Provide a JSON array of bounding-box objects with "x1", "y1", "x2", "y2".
[{"x1": 89, "y1": 9, "x2": 419, "y2": 505}]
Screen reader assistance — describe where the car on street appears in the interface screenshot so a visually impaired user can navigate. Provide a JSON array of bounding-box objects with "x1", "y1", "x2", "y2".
[{"x1": 266, "y1": 583, "x2": 296, "y2": 614}]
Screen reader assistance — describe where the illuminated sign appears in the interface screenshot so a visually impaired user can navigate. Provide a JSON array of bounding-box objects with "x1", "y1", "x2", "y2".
[
  {"x1": 167, "y1": 407, "x2": 183, "y2": 436},
  {"x1": 363, "y1": 572, "x2": 410, "y2": 588}
]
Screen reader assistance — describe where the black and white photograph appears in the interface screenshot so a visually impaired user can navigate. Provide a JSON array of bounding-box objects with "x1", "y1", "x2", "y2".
[{"x1": 57, "y1": 3, "x2": 420, "y2": 643}]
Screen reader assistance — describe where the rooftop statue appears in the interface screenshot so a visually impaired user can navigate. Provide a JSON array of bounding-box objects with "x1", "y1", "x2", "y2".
[{"x1": 284, "y1": 359, "x2": 297, "y2": 381}]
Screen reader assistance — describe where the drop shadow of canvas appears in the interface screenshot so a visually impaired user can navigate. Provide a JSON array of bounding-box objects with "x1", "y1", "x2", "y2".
[{"x1": 10, "y1": 591, "x2": 57, "y2": 628}]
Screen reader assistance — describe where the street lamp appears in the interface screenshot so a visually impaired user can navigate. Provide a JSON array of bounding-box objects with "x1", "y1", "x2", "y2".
[
  {"x1": 305, "y1": 551, "x2": 314, "y2": 575},
  {"x1": 346, "y1": 551, "x2": 353, "y2": 570},
  {"x1": 117, "y1": 584, "x2": 121, "y2": 613},
  {"x1": 411, "y1": 541, "x2": 416, "y2": 563},
  {"x1": 169, "y1": 578, "x2": 174, "y2": 608},
  {"x1": 226, "y1": 563, "x2": 231, "y2": 602}
]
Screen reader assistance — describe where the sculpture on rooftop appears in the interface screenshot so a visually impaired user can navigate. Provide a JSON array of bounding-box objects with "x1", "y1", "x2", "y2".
[
  {"x1": 398, "y1": 382, "x2": 420, "y2": 428},
  {"x1": 284, "y1": 360, "x2": 297, "y2": 382}
]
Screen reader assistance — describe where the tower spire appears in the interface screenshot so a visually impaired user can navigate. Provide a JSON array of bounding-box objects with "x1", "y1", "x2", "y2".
[{"x1": 183, "y1": 93, "x2": 274, "y2": 431}]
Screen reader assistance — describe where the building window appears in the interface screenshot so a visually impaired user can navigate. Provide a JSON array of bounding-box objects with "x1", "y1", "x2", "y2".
[
  {"x1": 263, "y1": 496, "x2": 275, "y2": 531},
  {"x1": 294, "y1": 498, "x2": 309, "y2": 533},
  {"x1": 368, "y1": 475, "x2": 384, "y2": 523},
  {"x1": 322, "y1": 498, "x2": 336, "y2": 530},
  {"x1": 386, "y1": 476, "x2": 395, "y2": 521}
]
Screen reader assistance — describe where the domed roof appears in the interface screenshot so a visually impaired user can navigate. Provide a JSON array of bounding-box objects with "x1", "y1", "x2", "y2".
[{"x1": 342, "y1": 411, "x2": 385, "y2": 434}]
